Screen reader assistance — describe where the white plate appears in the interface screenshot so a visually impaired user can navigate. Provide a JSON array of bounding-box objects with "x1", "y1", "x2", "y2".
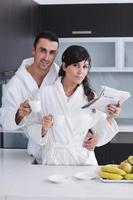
[
  {"x1": 74, "y1": 171, "x2": 96, "y2": 180},
  {"x1": 48, "y1": 174, "x2": 68, "y2": 183},
  {"x1": 100, "y1": 178, "x2": 133, "y2": 183}
]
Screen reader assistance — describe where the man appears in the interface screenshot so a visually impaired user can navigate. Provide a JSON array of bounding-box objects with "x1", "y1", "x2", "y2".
[{"x1": 0, "y1": 31, "x2": 97, "y2": 156}]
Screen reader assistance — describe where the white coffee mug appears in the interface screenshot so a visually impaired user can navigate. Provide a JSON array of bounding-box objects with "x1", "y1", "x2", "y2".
[{"x1": 29, "y1": 100, "x2": 41, "y2": 113}]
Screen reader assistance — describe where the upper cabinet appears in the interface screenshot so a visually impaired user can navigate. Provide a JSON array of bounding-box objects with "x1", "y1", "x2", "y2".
[
  {"x1": 54, "y1": 37, "x2": 133, "y2": 72},
  {"x1": 122, "y1": 38, "x2": 133, "y2": 71},
  {"x1": 41, "y1": 5, "x2": 72, "y2": 37},
  {"x1": 55, "y1": 37, "x2": 118, "y2": 72},
  {"x1": 41, "y1": 3, "x2": 133, "y2": 38},
  {"x1": 120, "y1": 4, "x2": 133, "y2": 37},
  {"x1": 70, "y1": 4, "x2": 120, "y2": 37},
  {"x1": 41, "y1": 4, "x2": 121, "y2": 37}
]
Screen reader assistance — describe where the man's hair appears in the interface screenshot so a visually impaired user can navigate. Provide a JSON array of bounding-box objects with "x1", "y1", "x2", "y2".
[{"x1": 34, "y1": 31, "x2": 59, "y2": 48}]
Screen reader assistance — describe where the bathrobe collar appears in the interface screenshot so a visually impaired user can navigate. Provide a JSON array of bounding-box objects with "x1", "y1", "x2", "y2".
[{"x1": 16, "y1": 57, "x2": 59, "y2": 99}]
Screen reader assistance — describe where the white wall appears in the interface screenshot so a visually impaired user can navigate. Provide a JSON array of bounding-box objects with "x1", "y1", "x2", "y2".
[{"x1": 33, "y1": 0, "x2": 133, "y2": 5}]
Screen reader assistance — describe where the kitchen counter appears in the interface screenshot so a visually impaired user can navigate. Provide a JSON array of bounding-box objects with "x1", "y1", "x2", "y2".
[{"x1": 0, "y1": 149, "x2": 133, "y2": 200}]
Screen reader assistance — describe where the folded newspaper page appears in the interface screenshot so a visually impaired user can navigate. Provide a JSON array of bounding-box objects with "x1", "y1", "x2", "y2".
[{"x1": 82, "y1": 85, "x2": 131, "y2": 112}]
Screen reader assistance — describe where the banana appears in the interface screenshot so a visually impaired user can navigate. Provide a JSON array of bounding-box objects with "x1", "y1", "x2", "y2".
[
  {"x1": 124, "y1": 173, "x2": 133, "y2": 180},
  {"x1": 101, "y1": 165, "x2": 126, "y2": 176},
  {"x1": 127, "y1": 155, "x2": 133, "y2": 165},
  {"x1": 120, "y1": 161, "x2": 132, "y2": 173},
  {"x1": 106, "y1": 164, "x2": 120, "y2": 168},
  {"x1": 99, "y1": 171, "x2": 123, "y2": 180}
]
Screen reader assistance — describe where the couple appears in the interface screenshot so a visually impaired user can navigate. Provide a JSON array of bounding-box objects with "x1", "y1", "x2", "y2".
[{"x1": 0, "y1": 31, "x2": 121, "y2": 165}]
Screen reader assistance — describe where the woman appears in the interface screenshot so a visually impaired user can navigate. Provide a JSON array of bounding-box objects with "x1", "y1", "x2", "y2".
[{"x1": 26, "y1": 45, "x2": 119, "y2": 165}]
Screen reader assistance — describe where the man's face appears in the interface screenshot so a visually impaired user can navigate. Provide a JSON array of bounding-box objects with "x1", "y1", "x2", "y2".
[{"x1": 32, "y1": 38, "x2": 59, "y2": 72}]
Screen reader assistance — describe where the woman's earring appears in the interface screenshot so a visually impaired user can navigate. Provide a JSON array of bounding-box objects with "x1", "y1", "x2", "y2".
[{"x1": 62, "y1": 62, "x2": 66, "y2": 70}]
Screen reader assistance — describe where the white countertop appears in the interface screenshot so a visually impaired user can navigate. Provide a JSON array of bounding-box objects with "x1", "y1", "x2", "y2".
[
  {"x1": 1, "y1": 123, "x2": 133, "y2": 133},
  {"x1": 119, "y1": 124, "x2": 133, "y2": 132},
  {"x1": 0, "y1": 149, "x2": 133, "y2": 200},
  {"x1": 116, "y1": 118, "x2": 133, "y2": 133}
]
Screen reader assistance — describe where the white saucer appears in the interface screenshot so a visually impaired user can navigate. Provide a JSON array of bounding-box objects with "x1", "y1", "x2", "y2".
[
  {"x1": 48, "y1": 174, "x2": 68, "y2": 183},
  {"x1": 74, "y1": 171, "x2": 96, "y2": 180}
]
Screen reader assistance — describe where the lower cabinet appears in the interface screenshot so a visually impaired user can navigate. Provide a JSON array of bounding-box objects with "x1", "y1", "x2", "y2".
[
  {"x1": 3, "y1": 132, "x2": 28, "y2": 149},
  {"x1": 110, "y1": 143, "x2": 133, "y2": 164},
  {"x1": 95, "y1": 142, "x2": 112, "y2": 165},
  {"x1": 95, "y1": 143, "x2": 133, "y2": 165}
]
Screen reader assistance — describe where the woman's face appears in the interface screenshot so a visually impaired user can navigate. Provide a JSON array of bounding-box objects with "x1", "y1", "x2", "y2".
[{"x1": 63, "y1": 60, "x2": 90, "y2": 85}]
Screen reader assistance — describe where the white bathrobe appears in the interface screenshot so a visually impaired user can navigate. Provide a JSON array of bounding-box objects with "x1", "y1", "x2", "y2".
[
  {"x1": 0, "y1": 57, "x2": 59, "y2": 155},
  {"x1": 27, "y1": 78, "x2": 119, "y2": 165}
]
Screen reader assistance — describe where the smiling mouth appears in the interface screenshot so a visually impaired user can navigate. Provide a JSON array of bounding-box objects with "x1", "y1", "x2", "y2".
[{"x1": 40, "y1": 60, "x2": 49, "y2": 65}]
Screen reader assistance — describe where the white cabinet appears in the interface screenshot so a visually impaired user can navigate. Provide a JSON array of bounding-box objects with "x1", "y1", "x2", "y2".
[
  {"x1": 56, "y1": 37, "x2": 133, "y2": 72},
  {"x1": 123, "y1": 38, "x2": 133, "y2": 70}
]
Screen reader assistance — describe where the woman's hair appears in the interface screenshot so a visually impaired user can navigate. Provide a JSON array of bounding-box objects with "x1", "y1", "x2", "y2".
[{"x1": 58, "y1": 45, "x2": 95, "y2": 101}]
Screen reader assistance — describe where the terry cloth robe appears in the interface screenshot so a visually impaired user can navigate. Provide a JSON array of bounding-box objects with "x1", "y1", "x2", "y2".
[
  {"x1": 0, "y1": 57, "x2": 59, "y2": 155},
  {"x1": 26, "y1": 78, "x2": 119, "y2": 165}
]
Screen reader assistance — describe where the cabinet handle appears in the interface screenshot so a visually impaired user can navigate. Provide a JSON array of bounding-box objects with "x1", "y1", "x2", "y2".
[{"x1": 72, "y1": 30, "x2": 92, "y2": 35}]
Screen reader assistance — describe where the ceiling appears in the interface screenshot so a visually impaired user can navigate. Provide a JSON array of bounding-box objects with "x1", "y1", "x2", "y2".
[{"x1": 33, "y1": 0, "x2": 133, "y2": 4}]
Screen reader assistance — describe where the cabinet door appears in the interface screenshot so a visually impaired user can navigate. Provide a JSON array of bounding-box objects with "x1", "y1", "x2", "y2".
[
  {"x1": 120, "y1": 4, "x2": 133, "y2": 36},
  {"x1": 42, "y1": 4, "x2": 120, "y2": 37},
  {"x1": 3, "y1": 132, "x2": 28, "y2": 149},
  {"x1": 124, "y1": 40, "x2": 133, "y2": 69},
  {"x1": 95, "y1": 142, "x2": 112, "y2": 165},
  {"x1": 110, "y1": 143, "x2": 133, "y2": 164},
  {"x1": 41, "y1": 5, "x2": 72, "y2": 37},
  {"x1": 70, "y1": 4, "x2": 120, "y2": 37},
  {"x1": 55, "y1": 38, "x2": 117, "y2": 70},
  {"x1": 95, "y1": 143, "x2": 133, "y2": 165}
]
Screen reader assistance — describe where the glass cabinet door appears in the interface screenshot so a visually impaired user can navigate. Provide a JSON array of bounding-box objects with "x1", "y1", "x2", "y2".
[
  {"x1": 124, "y1": 41, "x2": 133, "y2": 68},
  {"x1": 56, "y1": 38, "x2": 118, "y2": 72}
]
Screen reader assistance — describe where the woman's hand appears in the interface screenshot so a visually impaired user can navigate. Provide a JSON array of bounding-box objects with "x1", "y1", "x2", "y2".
[
  {"x1": 41, "y1": 114, "x2": 53, "y2": 137},
  {"x1": 107, "y1": 101, "x2": 122, "y2": 123},
  {"x1": 83, "y1": 130, "x2": 98, "y2": 151},
  {"x1": 15, "y1": 100, "x2": 31, "y2": 125}
]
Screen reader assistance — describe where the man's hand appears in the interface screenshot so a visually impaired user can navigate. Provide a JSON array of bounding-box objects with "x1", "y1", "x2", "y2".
[
  {"x1": 83, "y1": 130, "x2": 98, "y2": 151},
  {"x1": 15, "y1": 100, "x2": 31, "y2": 125}
]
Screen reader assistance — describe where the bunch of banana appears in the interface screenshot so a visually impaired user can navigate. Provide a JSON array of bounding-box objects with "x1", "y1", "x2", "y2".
[
  {"x1": 99, "y1": 155, "x2": 133, "y2": 180},
  {"x1": 119, "y1": 155, "x2": 133, "y2": 180},
  {"x1": 99, "y1": 165, "x2": 126, "y2": 180}
]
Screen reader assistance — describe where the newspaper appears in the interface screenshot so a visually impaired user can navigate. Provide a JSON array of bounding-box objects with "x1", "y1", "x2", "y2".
[{"x1": 82, "y1": 85, "x2": 131, "y2": 112}]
